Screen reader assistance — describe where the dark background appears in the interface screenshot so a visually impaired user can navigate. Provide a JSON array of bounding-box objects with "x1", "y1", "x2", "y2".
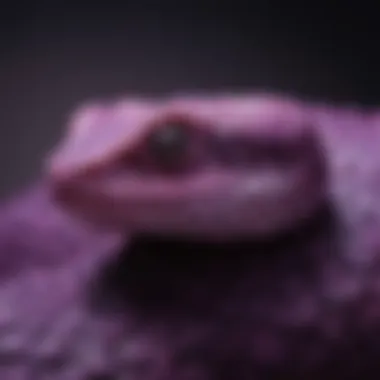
[{"x1": 0, "y1": 1, "x2": 378, "y2": 197}]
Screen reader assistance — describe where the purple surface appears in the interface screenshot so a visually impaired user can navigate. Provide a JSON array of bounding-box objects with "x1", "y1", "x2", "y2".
[{"x1": 0, "y1": 103, "x2": 379, "y2": 379}]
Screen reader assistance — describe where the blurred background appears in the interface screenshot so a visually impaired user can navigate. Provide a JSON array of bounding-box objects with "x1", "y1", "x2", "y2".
[{"x1": 0, "y1": 1, "x2": 378, "y2": 197}]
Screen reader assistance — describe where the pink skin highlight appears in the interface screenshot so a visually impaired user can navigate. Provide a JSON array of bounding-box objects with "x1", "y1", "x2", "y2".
[{"x1": 46, "y1": 95, "x2": 327, "y2": 239}]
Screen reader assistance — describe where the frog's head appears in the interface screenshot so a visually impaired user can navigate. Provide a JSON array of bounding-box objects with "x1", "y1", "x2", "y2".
[{"x1": 46, "y1": 95, "x2": 326, "y2": 240}]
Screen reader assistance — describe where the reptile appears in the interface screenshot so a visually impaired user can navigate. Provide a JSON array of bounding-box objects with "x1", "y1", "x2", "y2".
[{"x1": 0, "y1": 94, "x2": 379, "y2": 379}]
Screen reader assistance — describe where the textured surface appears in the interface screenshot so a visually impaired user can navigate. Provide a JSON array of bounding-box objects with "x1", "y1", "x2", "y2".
[{"x1": 0, "y1": 99, "x2": 379, "y2": 379}]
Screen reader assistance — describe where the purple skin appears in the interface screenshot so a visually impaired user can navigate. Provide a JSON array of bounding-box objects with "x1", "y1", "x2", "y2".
[
  {"x1": 47, "y1": 96, "x2": 326, "y2": 239},
  {"x1": 0, "y1": 94, "x2": 379, "y2": 379}
]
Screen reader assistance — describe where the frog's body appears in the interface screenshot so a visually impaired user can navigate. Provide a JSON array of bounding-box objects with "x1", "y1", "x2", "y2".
[{"x1": 0, "y1": 95, "x2": 379, "y2": 379}]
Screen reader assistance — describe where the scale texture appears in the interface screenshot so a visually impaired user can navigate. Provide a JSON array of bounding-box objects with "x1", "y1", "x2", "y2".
[{"x1": 0, "y1": 98, "x2": 379, "y2": 379}]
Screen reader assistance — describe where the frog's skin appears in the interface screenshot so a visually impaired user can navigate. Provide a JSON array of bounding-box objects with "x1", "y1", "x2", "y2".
[{"x1": 0, "y1": 94, "x2": 379, "y2": 380}]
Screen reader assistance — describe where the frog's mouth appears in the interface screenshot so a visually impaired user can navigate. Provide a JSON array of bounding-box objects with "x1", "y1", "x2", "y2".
[{"x1": 51, "y1": 157, "x2": 325, "y2": 241}]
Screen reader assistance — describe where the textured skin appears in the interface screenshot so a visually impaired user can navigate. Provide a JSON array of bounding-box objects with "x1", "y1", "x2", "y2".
[{"x1": 0, "y1": 96, "x2": 379, "y2": 379}]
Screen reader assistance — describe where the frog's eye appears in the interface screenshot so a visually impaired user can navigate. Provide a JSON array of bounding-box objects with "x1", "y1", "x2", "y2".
[
  {"x1": 148, "y1": 123, "x2": 189, "y2": 159},
  {"x1": 144, "y1": 121, "x2": 195, "y2": 172}
]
